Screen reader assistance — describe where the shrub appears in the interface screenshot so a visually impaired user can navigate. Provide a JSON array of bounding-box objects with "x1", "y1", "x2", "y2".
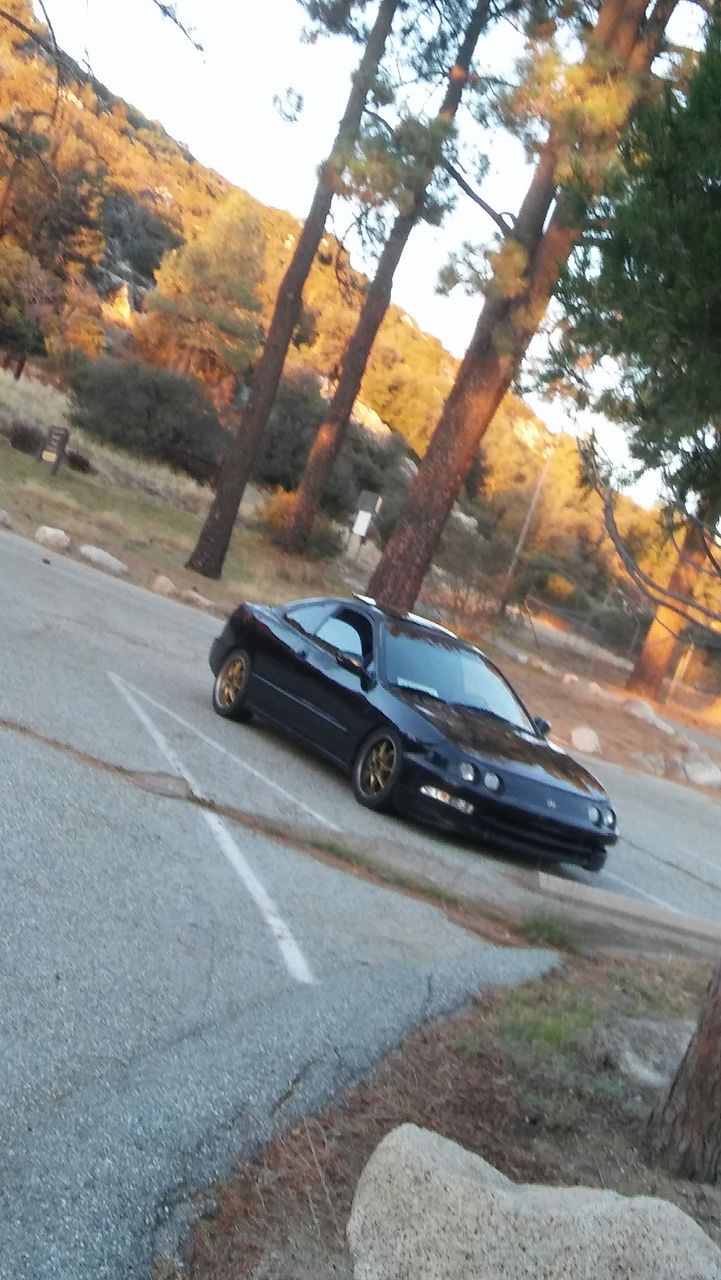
[
  {"x1": 258, "y1": 488, "x2": 344, "y2": 560},
  {"x1": 68, "y1": 357, "x2": 227, "y2": 480},
  {"x1": 545, "y1": 572, "x2": 576, "y2": 603}
]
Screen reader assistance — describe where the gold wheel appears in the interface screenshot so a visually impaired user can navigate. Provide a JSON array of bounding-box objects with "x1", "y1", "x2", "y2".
[
  {"x1": 219, "y1": 656, "x2": 245, "y2": 707},
  {"x1": 360, "y1": 737, "x2": 397, "y2": 797}
]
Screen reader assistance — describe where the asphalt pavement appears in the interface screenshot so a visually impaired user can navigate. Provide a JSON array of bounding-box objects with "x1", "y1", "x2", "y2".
[
  {"x1": 0, "y1": 531, "x2": 556, "y2": 1280},
  {"x1": 2, "y1": 528, "x2": 720, "y2": 1278}
]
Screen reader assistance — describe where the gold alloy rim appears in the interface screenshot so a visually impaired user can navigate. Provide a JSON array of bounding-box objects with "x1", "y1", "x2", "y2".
[
  {"x1": 361, "y1": 738, "x2": 396, "y2": 795},
  {"x1": 219, "y1": 656, "x2": 245, "y2": 706}
]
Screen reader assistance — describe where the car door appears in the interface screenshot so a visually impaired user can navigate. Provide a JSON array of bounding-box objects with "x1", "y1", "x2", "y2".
[
  {"x1": 299, "y1": 605, "x2": 379, "y2": 763},
  {"x1": 250, "y1": 600, "x2": 334, "y2": 731}
]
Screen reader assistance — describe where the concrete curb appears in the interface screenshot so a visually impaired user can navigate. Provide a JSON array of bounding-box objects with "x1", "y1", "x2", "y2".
[{"x1": 536, "y1": 870, "x2": 721, "y2": 944}]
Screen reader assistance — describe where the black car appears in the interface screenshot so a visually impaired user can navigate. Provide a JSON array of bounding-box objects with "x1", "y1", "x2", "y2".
[{"x1": 209, "y1": 595, "x2": 617, "y2": 871}]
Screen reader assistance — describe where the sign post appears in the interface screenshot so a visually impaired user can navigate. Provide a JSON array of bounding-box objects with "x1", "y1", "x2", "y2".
[
  {"x1": 38, "y1": 426, "x2": 70, "y2": 476},
  {"x1": 350, "y1": 490, "x2": 382, "y2": 552}
]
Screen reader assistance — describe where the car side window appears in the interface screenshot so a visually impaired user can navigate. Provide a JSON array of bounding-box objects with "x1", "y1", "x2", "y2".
[
  {"x1": 285, "y1": 602, "x2": 332, "y2": 636},
  {"x1": 315, "y1": 608, "x2": 374, "y2": 664}
]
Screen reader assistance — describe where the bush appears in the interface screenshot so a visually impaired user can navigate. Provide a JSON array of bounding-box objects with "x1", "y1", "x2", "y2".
[
  {"x1": 252, "y1": 370, "x2": 402, "y2": 522},
  {"x1": 258, "y1": 488, "x2": 344, "y2": 560},
  {"x1": 68, "y1": 357, "x2": 227, "y2": 480}
]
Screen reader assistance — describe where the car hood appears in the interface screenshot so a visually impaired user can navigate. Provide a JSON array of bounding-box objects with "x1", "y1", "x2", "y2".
[{"x1": 405, "y1": 696, "x2": 605, "y2": 798}]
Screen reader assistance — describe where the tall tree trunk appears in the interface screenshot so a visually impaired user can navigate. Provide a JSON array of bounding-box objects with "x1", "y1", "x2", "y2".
[
  {"x1": 646, "y1": 958, "x2": 721, "y2": 1181},
  {"x1": 366, "y1": 0, "x2": 678, "y2": 611},
  {"x1": 280, "y1": 0, "x2": 493, "y2": 553},
  {"x1": 627, "y1": 520, "x2": 706, "y2": 702},
  {"x1": 186, "y1": 0, "x2": 401, "y2": 578}
]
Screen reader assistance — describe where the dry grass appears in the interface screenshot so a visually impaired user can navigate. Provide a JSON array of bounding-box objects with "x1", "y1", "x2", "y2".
[{"x1": 0, "y1": 366, "x2": 70, "y2": 431}]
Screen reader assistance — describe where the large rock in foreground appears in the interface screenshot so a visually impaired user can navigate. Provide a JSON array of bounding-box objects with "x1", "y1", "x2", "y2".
[{"x1": 348, "y1": 1124, "x2": 721, "y2": 1280}]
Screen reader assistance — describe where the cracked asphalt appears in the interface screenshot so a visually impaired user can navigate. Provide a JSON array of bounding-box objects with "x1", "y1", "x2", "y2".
[{"x1": 2, "y1": 529, "x2": 720, "y2": 1278}]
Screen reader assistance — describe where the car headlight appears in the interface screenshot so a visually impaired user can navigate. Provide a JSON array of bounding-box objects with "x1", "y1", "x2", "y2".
[
  {"x1": 604, "y1": 809, "x2": 616, "y2": 829},
  {"x1": 483, "y1": 770, "x2": 501, "y2": 793},
  {"x1": 588, "y1": 804, "x2": 603, "y2": 826},
  {"x1": 459, "y1": 761, "x2": 477, "y2": 783}
]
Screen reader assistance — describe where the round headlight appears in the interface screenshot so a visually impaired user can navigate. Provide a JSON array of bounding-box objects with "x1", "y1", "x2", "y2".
[
  {"x1": 588, "y1": 804, "x2": 603, "y2": 826},
  {"x1": 459, "y1": 761, "x2": 477, "y2": 783},
  {"x1": 483, "y1": 770, "x2": 501, "y2": 793},
  {"x1": 604, "y1": 809, "x2": 616, "y2": 829}
]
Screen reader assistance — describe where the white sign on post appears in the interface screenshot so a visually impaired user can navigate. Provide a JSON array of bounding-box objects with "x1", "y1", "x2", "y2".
[{"x1": 352, "y1": 509, "x2": 373, "y2": 538}]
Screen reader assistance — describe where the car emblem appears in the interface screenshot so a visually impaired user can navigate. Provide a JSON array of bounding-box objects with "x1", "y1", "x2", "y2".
[{"x1": 546, "y1": 797, "x2": 557, "y2": 809}]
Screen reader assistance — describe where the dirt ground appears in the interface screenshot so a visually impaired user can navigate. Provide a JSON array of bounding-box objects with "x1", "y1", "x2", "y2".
[
  {"x1": 153, "y1": 954, "x2": 720, "y2": 1279},
  {"x1": 485, "y1": 646, "x2": 721, "y2": 790}
]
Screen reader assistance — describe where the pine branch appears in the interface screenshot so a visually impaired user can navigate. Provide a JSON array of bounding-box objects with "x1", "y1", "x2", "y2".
[{"x1": 444, "y1": 162, "x2": 514, "y2": 234}]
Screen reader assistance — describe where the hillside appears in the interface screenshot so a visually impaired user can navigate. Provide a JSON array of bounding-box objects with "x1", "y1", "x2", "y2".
[{"x1": 0, "y1": 1, "x2": 674, "y2": 615}]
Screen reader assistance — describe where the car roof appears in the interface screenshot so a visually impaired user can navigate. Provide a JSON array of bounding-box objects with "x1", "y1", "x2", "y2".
[{"x1": 350, "y1": 594, "x2": 462, "y2": 640}]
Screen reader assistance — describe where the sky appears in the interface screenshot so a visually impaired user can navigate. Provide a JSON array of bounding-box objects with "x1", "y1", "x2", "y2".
[{"x1": 41, "y1": 0, "x2": 704, "y2": 506}]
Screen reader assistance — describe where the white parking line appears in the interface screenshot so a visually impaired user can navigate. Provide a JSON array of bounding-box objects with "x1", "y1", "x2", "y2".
[
  {"x1": 109, "y1": 672, "x2": 315, "y2": 986},
  {"x1": 598, "y1": 871, "x2": 679, "y2": 912},
  {"x1": 117, "y1": 676, "x2": 341, "y2": 832}
]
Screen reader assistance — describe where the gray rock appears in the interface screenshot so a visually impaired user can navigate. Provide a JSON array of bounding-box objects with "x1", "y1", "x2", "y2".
[
  {"x1": 180, "y1": 587, "x2": 213, "y2": 610},
  {"x1": 449, "y1": 508, "x2": 478, "y2": 534},
  {"x1": 34, "y1": 525, "x2": 70, "y2": 551},
  {"x1": 0, "y1": 506, "x2": 12, "y2": 529},
  {"x1": 529, "y1": 655, "x2": 555, "y2": 675},
  {"x1": 581, "y1": 1017, "x2": 694, "y2": 1092},
  {"x1": 571, "y1": 725, "x2": 601, "y2": 755},
  {"x1": 78, "y1": 544, "x2": 128, "y2": 576},
  {"x1": 348, "y1": 1124, "x2": 721, "y2": 1280},
  {"x1": 631, "y1": 751, "x2": 668, "y2": 777},
  {"x1": 624, "y1": 696, "x2": 676, "y2": 736},
  {"x1": 682, "y1": 750, "x2": 721, "y2": 789},
  {"x1": 152, "y1": 574, "x2": 178, "y2": 598}
]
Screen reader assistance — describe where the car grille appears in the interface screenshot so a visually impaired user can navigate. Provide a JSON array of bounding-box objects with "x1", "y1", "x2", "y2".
[{"x1": 477, "y1": 807, "x2": 600, "y2": 860}]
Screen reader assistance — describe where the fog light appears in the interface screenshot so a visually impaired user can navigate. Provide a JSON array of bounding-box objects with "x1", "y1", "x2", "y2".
[
  {"x1": 459, "y1": 761, "x2": 477, "y2": 783},
  {"x1": 420, "y1": 785, "x2": 474, "y2": 816},
  {"x1": 605, "y1": 809, "x2": 616, "y2": 829},
  {"x1": 588, "y1": 804, "x2": 603, "y2": 826},
  {"x1": 483, "y1": 770, "x2": 501, "y2": 793}
]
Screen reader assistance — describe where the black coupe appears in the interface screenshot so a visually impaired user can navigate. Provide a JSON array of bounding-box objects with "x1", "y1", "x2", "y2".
[{"x1": 209, "y1": 595, "x2": 617, "y2": 871}]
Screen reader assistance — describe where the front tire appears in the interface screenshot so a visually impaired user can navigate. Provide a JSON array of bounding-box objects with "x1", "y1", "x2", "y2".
[
  {"x1": 586, "y1": 846, "x2": 608, "y2": 874},
  {"x1": 352, "y1": 728, "x2": 403, "y2": 812},
  {"x1": 212, "y1": 648, "x2": 253, "y2": 722}
]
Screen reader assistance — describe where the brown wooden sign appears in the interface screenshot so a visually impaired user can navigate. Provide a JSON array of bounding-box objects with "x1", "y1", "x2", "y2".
[{"x1": 39, "y1": 426, "x2": 70, "y2": 475}]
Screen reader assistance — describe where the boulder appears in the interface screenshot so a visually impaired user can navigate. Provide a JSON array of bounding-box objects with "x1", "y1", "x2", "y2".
[
  {"x1": 0, "y1": 506, "x2": 12, "y2": 529},
  {"x1": 562, "y1": 672, "x2": 579, "y2": 686},
  {"x1": 529, "y1": 655, "x2": 555, "y2": 675},
  {"x1": 682, "y1": 750, "x2": 721, "y2": 789},
  {"x1": 571, "y1": 725, "x2": 601, "y2": 755},
  {"x1": 631, "y1": 751, "x2": 668, "y2": 777},
  {"x1": 348, "y1": 1124, "x2": 721, "y2": 1280},
  {"x1": 34, "y1": 525, "x2": 70, "y2": 551},
  {"x1": 581, "y1": 1017, "x2": 695, "y2": 1093},
  {"x1": 624, "y1": 697, "x2": 676, "y2": 736},
  {"x1": 78, "y1": 544, "x2": 128, "y2": 576},
  {"x1": 180, "y1": 587, "x2": 213, "y2": 610},
  {"x1": 152, "y1": 574, "x2": 178, "y2": 598}
]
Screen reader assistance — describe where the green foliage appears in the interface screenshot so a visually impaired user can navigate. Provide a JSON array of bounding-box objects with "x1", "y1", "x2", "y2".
[
  {"x1": 252, "y1": 371, "x2": 398, "y2": 520},
  {"x1": 545, "y1": 20, "x2": 721, "y2": 516},
  {"x1": 0, "y1": 242, "x2": 45, "y2": 354},
  {"x1": 68, "y1": 357, "x2": 225, "y2": 478},
  {"x1": 522, "y1": 912, "x2": 579, "y2": 952}
]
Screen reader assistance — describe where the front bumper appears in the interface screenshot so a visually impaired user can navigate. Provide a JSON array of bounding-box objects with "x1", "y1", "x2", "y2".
[{"x1": 397, "y1": 757, "x2": 616, "y2": 869}]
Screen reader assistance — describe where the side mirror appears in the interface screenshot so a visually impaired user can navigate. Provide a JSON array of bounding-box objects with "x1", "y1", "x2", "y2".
[
  {"x1": 336, "y1": 650, "x2": 365, "y2": 676},
  {"x1": 535, "y1": 716, "x2": 551, "y2": 738}
]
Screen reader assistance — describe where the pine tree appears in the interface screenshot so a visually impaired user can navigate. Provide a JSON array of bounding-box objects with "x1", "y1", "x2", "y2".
[
  {"x1": 185, "y1": 0, "x2": 403, "y2": 577},
  {"x1": 366, "y1": 0, "x2": 682, "y2": 612},
  {"x1": 280, "y1": 0, "x2": 504, "y2": 552},
  {"x1": 541, "y1": 19, "x2": 721, "y2": 699}
]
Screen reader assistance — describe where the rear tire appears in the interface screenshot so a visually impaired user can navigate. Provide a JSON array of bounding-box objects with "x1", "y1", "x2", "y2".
[
  {"x1": 212, "y1": 648, "x2": 253, "y2": 722},
  {"x1": 352, "y1": 727, "x2": 403, "y2": 812}
]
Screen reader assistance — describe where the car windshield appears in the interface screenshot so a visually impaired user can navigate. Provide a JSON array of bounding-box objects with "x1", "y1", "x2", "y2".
[{"x1": 383, "y1": 623, "x2": 535, "y2": 733}]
